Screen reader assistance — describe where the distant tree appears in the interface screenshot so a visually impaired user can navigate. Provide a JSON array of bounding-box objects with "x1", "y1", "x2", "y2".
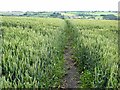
[
  {"x1": 50, "y1": 12, "x2": 61, "y2": 18},
  {"x1": 23, "y1": 12, "x2": 27, "y2": 16},
  {"x1": 102, "y1": 14, "x2": 117, "y2": 20}
]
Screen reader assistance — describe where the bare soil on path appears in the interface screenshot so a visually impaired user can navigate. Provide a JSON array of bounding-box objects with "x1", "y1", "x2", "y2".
[{"x1": 61, "y1": 38, "x2": 80, "y2": 88}]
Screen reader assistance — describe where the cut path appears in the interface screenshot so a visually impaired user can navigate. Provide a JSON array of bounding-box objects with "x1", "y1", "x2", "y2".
[{"x1": 60, "y1": 20, "x2": 80, "y2": 88}]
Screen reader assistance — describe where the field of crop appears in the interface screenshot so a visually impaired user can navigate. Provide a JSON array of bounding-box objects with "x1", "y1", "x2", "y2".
[
  {"x1": 69, "y1": 19, "x2": 119, "y2": 88},
  {"x1": 0, "y1": 17, "x2": 67, "y2": 88},
  {"x1": 0, "y1": 16, "x2": 119, "y2": 88}
]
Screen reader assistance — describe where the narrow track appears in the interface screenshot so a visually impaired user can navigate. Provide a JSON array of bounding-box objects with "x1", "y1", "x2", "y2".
[{"x1": 60, "y1": 20, "x2": 80, "y2": 88}]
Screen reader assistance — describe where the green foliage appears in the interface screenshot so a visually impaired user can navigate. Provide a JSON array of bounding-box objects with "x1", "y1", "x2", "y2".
[
  {"x1": 69, "y1": 19, "x2": 118, "y2": 88},
  {"x1": 0, "y1": 16, "x2": 67, "y2": 88},
  {"x1": 1, "y1": 16, "x2": 119, "y2": 88},
  {"x1": 80, "y1": 70, "x2": 94, "y2": 88}
]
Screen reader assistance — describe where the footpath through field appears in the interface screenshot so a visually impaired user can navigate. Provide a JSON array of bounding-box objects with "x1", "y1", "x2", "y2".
[{"x1": 60, "y1": 20, "x2": 80, "y2": 88}]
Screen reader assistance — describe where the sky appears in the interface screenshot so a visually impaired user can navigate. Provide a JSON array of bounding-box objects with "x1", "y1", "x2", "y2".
[{"x1": 0, "y1": 0, "x2": 119, "y2": 11}]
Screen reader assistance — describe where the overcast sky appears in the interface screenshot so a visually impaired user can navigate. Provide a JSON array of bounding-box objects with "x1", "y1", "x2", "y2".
[{"x1": 0, "y1": 0, "x2": 119, "y2": 11}]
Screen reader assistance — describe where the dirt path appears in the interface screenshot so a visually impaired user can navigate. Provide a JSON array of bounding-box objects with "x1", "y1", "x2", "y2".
[{"x1": 60, "y1": 20, "x2": 80, "y2": 88}]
